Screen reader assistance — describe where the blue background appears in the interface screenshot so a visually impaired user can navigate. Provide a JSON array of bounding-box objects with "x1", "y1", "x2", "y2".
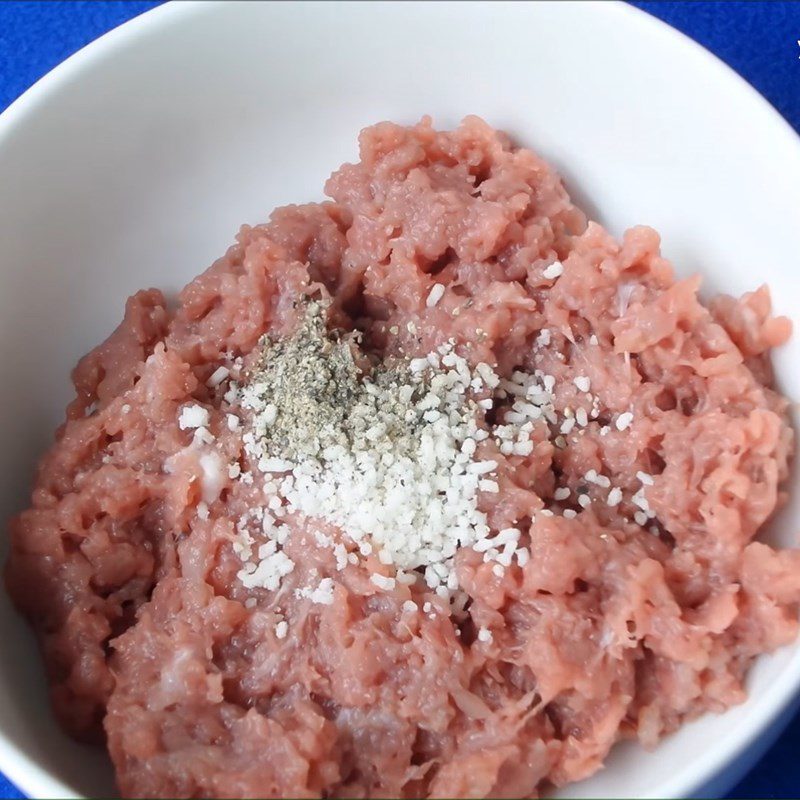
[{"x1": 0, "y1": 1, "x2": 798, "y2": 797}]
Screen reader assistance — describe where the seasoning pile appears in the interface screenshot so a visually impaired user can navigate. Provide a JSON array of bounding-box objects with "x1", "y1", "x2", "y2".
[
  {"x1": 230, "y1": 299, "x2": 500, "y2": 599},
  {"x1": 188, "y1": 297, "x2": 659, "y2": 613}
]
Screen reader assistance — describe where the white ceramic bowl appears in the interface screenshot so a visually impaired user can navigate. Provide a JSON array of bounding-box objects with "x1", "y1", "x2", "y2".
[{"x1": 1, "y1": 2, "x2": 799, "y2": 797}]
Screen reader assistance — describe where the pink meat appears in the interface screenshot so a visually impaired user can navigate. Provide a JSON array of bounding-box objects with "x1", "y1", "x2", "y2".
[{"x1": 5, "y1": 116, "x2": 798, "y2": 798}]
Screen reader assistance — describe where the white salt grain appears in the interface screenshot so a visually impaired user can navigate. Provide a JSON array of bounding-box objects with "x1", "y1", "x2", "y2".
[
  {"x1": 615, "y1": 412, "x2": 634, "y2": 431},
  {"x1": 371, "y1": 574, "x2": 396, "y2": 591},
  {"x1": 426, "y1": 284, "x2": 445, "y2": 308},
  {"x1": 206, "y1": 366, "x2": 230, "y2": 388},
  {"x1": 573, "y1": 376, "x2": 591, "y2": 393},
  {"x1": 299, "y1": 578, "x2": 336, "y2": 605},
  {"x1": 542, "y1": 261, "x2": 564, "y2": 280},
  {"x1": 179, "y1": 404, "x2": 210, "y2": 430},
  {"x1": 194, "y1": 426, "x2": 215, "y2": 446}
]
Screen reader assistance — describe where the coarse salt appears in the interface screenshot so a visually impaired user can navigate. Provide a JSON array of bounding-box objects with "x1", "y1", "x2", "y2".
[
  {"x1": 194, "y1": 427, "x2": 215, "y2": 446},
  {"x1": 542, "y1": 261, "x2": 564, "y2": 280},
  {"x1": 371, "y1": 574, "x2": 396, "y2": 591},
  {"x1": 206, "y1": 366, "x2": 230, "y2": 388},
  {"x1": 426, "y1": 284, "x2": 445, "y2": 308},
  {"x1": 615, "y1": 412, "x2": 634, "y2": 431},
  {"x1": 297, "y1": 577, "x2": 336, "y2": 605},
  {"x1": 573, "y1": 376, "x2": 591, "y2": 393},
  {"x1": 179, "y1": 404, "x2": 210, "y2": 430},
  {"x1": 585, "y1": 470, "x2": 611, "y2": 488}
]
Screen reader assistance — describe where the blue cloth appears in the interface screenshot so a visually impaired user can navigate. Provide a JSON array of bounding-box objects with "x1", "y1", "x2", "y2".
[{"x1": 0, "y1": 1, "x2": 798, "y2": 797}]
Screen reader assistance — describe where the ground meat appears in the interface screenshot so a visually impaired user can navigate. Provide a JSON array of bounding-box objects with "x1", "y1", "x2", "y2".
[{"x1": 5, "y1": 116, "x2": 798, "y2": 798}]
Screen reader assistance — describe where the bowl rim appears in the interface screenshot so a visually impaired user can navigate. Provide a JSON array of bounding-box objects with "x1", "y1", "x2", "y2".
[{"x1": 1, "y1": 1, "x2": 799, "y2": 797}]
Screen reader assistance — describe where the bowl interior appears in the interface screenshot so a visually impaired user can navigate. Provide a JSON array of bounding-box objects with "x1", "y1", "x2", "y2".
[{"x1": 1, "y1": 2, "x2": 799, "y2": 797}]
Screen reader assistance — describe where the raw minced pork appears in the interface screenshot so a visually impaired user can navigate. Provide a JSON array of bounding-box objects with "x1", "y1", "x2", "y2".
[{"x1": 6, "y1": 117, "x2": 799, "y2": 798}]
